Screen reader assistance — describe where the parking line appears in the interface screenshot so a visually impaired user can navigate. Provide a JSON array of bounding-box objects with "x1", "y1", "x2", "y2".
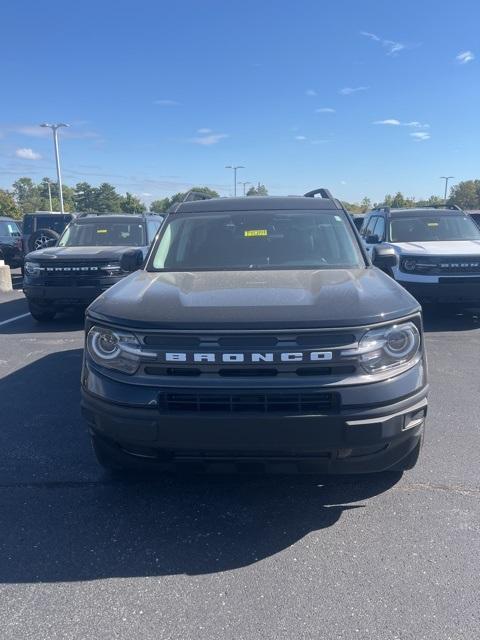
[{"x1": 0, "y1": 312, "x2": 30, "y2": 328}]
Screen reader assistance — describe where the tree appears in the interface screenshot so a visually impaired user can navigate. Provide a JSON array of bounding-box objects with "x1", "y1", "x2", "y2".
[
  {"x1": 448, "y1": 180, "x2": 480, "y2": 209},
  {"x1": 74, "y1": 182, "x2": 97, "y2": 212},
  {"x1": 0, "y1": 189, "x2": 22, "y2": 219},
  {"x1": 93, "y1": 183, "x2": 122, "y2": 212},
  {"x1": 360, "y1": 197, "x2": 372, "y2": 213},
  {"x1": 12, "y1": 177, "x2": 41, "y2": 213},
  {"x1": 247, "y1": 183, "x2": 268, "y2": 196},
  {"x1": 150, "y1": 187, "x2": 219, "y2": 212},
  {"x1": 150, "y1": 198, "x2": 170, "y2": 213},
  {"x1": 120, "y1": 192, "x2": 146, "y2": 213}
]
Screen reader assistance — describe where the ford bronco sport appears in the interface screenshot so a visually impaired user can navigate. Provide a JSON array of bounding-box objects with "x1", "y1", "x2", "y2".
[{"x1": 81, "y1": 189, "x2": 428, "y2": 474}]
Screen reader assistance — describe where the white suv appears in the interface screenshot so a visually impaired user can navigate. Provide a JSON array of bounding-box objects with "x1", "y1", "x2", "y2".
[{"x1": 360, "y1": 205, "x2": 480, "y2": 305}]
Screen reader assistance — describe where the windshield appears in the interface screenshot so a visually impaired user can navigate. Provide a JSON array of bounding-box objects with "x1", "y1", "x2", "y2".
[
  {"x1": 150, "y1": 210, "x2": 365, "y2": 271},
  {"x1": 58, "y1": 221, "x2": 145, "y2": 247},
  {"x1": 389, "y1": 214, "x2": 480, "y2": 243}
]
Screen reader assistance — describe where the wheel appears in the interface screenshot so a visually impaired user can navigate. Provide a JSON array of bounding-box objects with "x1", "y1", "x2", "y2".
[
  {"x1": 28, "y1": 228, "x2": 60, "y2": 252},
  {"x1": 28, "y1": 302, "x2": 56, "y2": 322}
]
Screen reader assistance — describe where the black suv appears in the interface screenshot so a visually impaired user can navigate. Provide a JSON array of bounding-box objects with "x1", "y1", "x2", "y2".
[
  {"x1": 82, "y1": 189, "x2": 428, "y2": 475},
  {"x1": 0, "y1": 217, "x2": 23, "y2": 268},
  {"x1": 23, "y1": 213, "x2": 164, "y2": 321},
  {"x1": 22, "y1": 211, "x2": 75, "y2": 253}
]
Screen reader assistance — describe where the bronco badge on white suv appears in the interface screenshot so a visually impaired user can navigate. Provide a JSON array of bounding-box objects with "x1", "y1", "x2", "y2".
[{"x1": 361, "y1": 205, "x2": 480, "y2": 305}]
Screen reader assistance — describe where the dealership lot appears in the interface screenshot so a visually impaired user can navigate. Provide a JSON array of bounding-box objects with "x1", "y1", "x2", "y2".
[{"x1": 1, "y1": 282, "x2": 480, "y2": 639}]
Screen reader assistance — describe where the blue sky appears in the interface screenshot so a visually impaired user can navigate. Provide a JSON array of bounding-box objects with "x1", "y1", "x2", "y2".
[{"x1": 1, "y1": 0, "x2": 479, "y2": 205}]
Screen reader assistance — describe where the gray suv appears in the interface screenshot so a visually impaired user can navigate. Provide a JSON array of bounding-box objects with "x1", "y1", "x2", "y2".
[{"x1": 81, "y1": 189, "x2": 428, "y2": 475}]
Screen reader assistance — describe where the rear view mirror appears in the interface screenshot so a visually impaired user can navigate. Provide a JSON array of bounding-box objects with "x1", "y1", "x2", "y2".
[
  {"x1": 372, "y1": 246, "x2": 397, "y2": 270},
  {"x1": 120, "y1": 249, "x2": 144, "y2": 273}
]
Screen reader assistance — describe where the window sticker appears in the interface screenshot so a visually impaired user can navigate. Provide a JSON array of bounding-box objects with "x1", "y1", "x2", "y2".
[
  {"x1": 244, "y1": 229, "x2": 268, "y2": 237},
  {"x1": 96, "y1": 229, "x2": 108, "y2": 234},
  {"x1": 427, "y1": 222, "x2": 439, "y2": 227}
]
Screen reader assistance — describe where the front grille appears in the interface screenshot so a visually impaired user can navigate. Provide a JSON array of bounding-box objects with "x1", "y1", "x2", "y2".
[
  {"x1": 40, "y1": 262, "x2": 113, "y2": 285},
  {"x1": 402, "y1": 256, "x2": 480, "y2": 275},
  {"x1": 157, "y1": 389, "x2": 339, "y2": 414},
  {"x1": 143, "y1": 332, "x2": 357, "y2": 349}
]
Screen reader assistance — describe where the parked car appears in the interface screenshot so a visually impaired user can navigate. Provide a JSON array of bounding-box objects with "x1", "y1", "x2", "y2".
[
  {"x1": 81, "y1": 188, "x2": 427, "y2": 475},
  {"x1": 360, "y1": 205, "x2": 480, "y2": 305},
  {"x1": 467, "y1": 210, "x2": 480, "y2": 229},
  {"x1": 0, "y1": 216, "x2": 23, "y2": 268},
  {"x1": 22, "y1": 211, "x2": 76, "y2": 253},
  {"x1": 23, "y1": 212, "x2": 164, "y2": 321}
]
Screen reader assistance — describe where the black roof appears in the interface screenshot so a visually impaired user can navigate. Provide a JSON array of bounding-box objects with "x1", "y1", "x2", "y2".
[{"x1": 173, "y1": 195, "x2": 343, "y2": 214}]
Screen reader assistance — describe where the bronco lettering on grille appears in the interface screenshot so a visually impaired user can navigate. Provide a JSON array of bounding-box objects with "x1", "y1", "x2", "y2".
[{"x1": 164, "y1": 351, "x2": 333, "y2": 364}]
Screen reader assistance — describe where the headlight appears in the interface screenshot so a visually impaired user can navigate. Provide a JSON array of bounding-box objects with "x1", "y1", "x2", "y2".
[
  {"x1": 24, "y1": 261, "x2": 42, "y2": 277},
  {"x1": 86, "y1": 326, "x2": 141, "y2": 374},
  {"x1": 344, "y1": 321, "x2": 421, "y2": 374}
]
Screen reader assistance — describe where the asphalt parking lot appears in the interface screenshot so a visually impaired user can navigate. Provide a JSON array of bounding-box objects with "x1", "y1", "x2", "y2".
[{"x1": 1, "y1": 272, "x2": 479, "y2": 640}]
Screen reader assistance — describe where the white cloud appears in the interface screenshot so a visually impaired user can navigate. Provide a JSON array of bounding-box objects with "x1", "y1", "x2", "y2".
[
  {"x1": 315, "y1": 107, "x2": 335, "y2": 113},
  {"x1": 360, "y1": 31, "x2": 406, "y2": 56},
  {"x1": 189, "y1": 132, "x2": 229, "y2": 145},
  {"x1": 295, "y1": 135, "x2": 307, "y2": 141},
  {"x1": 374, "y1": 119, "x2": 401, "y2": 126},
  {"x1": 305, "y1": 89, "x2": 317, "y2": 96},
  {"x1": 410, "y1": 132, "x2": 430, "y2": 141},
  {"x1": 15, "y1": 147, "x2": 41, "y2": 160},
  {"x1": 374, "y1": 119, "x2": 430, "y2": 129},
  {"x1": 340, "y1": 86, "x2": 369, "y2": 95},
  {"x1": 154, "y1": 99, "x2": 180, "y2": 106},
  {"x1": 197, "y1": 128, "x2": 212, "y2": 134},
  {"x1": 456, "y1": 50, "x2": 474, "y2": 64}
]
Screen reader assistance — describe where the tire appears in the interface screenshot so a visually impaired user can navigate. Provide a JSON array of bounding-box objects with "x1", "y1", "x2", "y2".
[
  {"x1": 28, "y1": 228, "x2": 60, "y2": 252},
  {"x1": 28, "y1": 302, "x2": 56, "y2": 322}
]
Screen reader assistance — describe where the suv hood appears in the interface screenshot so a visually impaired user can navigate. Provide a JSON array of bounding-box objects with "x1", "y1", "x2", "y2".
[
  {"x1": 88, "y1": 268, "x2": 419, "y2": 329},
  {"x1": 390, "y1": 240, "x2": 480, "y2": 256},
  {"x1": 24, "y1": 246, "x2": 144, "y2": 261}
]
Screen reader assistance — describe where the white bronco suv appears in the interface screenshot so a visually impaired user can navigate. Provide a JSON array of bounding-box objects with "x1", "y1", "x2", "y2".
[{"x1": 360, "y1": 205, "x2": 480, "y2": 305}]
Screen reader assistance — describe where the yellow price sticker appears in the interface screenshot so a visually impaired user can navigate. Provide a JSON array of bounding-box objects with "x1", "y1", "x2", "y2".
[
  {"x1": 244, "y1": 229, "x2": 267, "y2": 237},
  {"x1": 96, "y1": 229, "x2": 108, "y2": 234},
  {"x1": 427, "y1": 222, "x2": 439, "y2": 227}
]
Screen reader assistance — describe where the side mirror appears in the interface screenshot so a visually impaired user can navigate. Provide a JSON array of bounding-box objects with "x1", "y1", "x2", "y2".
[
  {"x1": 120, "y1": 249, "x2": 144, "y2": 273},
  {"x1": 46, "y1": 238, "x2": 57, "y2": 247},
  {"x1": 365, "y1": 234, "x2": 380, "y2": 245},
  {"x1": 372, "y1": 246, "x2": 397, "y2": 269}
]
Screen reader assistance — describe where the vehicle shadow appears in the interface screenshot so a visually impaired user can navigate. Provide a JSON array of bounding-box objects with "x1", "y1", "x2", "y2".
[
  {"x1": 0, "y1": 303, "x2": 85, "y2": 334},
  {"x1": 0, "y1": 348, "x2": 402, "y2": 583},
  {"x1": 422, "y1": 304, "x2": 480, "y2": 333}
]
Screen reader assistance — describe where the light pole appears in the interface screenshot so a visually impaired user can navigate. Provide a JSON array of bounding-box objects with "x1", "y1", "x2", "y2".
[
  {"x1": 45, "y1": 178, "x2": 53, "y2": 212},
  {"x1": 440, "y1": 176, "x2": 454, "y2": 202},
  {"x1": 40, "y1": 123, "x2": 70, "y2": 213},
  {"x1": 225, "y1": 165, "x2": 244, "y2": 196},
  {"x1": 239, "y1": 181, "x2": 251, "y2": 196}
]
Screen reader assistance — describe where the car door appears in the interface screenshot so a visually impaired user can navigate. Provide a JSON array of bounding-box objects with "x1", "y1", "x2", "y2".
[{"x1": 362, "y1": 216, "x2": 380, "y2": 256}]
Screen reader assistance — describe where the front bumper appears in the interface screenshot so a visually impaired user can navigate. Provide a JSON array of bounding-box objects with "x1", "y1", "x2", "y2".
[
  {"x1": 397, "y1": 279, "x2": 480, "y2": 304},
  {"x1": 23, "y1": 280, "x2": 120, "y2": 307},
  {"x1": 81, "y1": 361, "x2": 428, "y2": 474}
]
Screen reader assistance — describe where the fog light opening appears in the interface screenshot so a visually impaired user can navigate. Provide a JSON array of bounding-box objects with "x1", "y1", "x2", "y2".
[{"x1": 337, "y1": 448, "x2": 353, "y2": 459}]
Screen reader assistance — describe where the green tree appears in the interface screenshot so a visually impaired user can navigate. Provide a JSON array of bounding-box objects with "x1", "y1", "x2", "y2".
[
  {"x1": 448, "y1": 180, "x2": 480, "y2": 209},
  {"x1": 247, "y1": 183, "x2": 268, "y2": 196},
  {"x1": 120, "y1": 192, "x2": 146, "y2": 213},
  {"x1": 12, "y1": 177, "x2": 41, "y2": 213},
  {"x1": 0, "y1": 189, "x2": 22, "y2": 219},
  {"x1": 360, "y1": 197, "x2": 372, "y2": 213},
  {"x1": 74, "y1": 182, "x2": 97, "y2": 212},
  {"x1": 150, "y1": 198, "x2": 170, "y2": 213},
  {"x1": 93, "y1": 183, "x2": 122, "y2": 212},
  {"x1": 150, "y1": 187, "x2": 219, "y2": 212}
]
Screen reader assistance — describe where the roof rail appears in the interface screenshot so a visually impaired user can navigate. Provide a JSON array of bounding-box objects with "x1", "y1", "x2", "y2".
[
  {"x1": 76, "y1": 211, "x2": 146, "y2": 218},
  {"x1": 417, "y1": 204, "x2": 463, "y2": 211},
  {"x1": 168, "y1": 189, "x2": 215, "y2": 213},
  {"x1": 304, "y1": 188, "x2": 334, "y2": 199}
]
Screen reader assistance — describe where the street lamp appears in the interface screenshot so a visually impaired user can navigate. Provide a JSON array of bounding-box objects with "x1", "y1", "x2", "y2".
[
  {"x1": 238, "y1": 181, "x2": 251, "y2": 196},
  {"x1": 225, "y1": 165, "x2": 244, "y2": 196},
  {"x1": 40, "y1": 123, "x2": 70, "y2": 213},
  {"x1": 440, "y1": 176, "x2": 454, "y2": 202},
  {"x1": 44, "y1": 178, "x2": 53, "y2": 212}
]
